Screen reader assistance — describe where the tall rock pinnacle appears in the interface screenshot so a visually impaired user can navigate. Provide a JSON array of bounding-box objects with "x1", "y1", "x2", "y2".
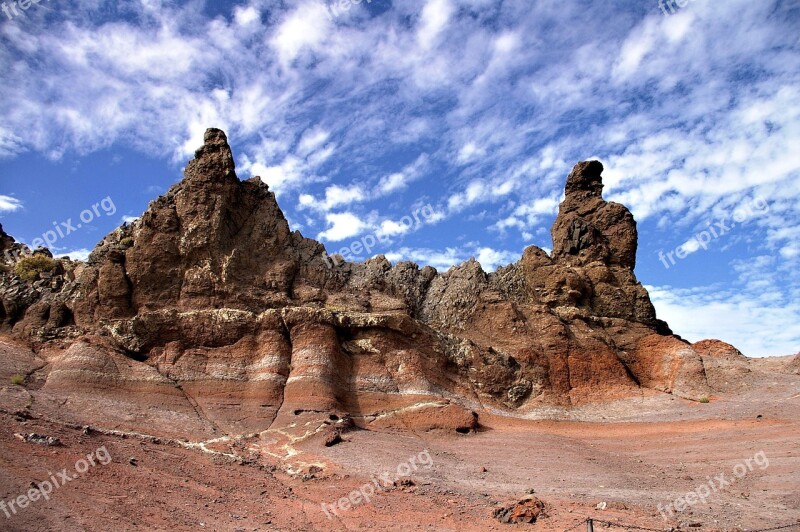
[
  {"x1": 551, "y1": 160, "x2": 638, "y2": 269},
  {"x1": 564, "y1": 160, "x2": 605, "y2": 198},
  {"x1": 185, "y1": 128, "x2": 237, "y2": 184}
]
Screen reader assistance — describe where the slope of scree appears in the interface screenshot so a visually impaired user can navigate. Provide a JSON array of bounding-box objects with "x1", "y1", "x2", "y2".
[{"x1": 0, "y1": 128, "x2": 719, "y2": 437}]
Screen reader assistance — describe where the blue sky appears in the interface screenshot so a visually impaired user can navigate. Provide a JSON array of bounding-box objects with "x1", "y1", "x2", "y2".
[{"x1": 0, "y1": 0, "x2": 798, "y2": 357}]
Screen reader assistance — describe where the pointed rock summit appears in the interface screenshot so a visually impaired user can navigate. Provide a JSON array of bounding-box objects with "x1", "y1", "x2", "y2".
[
  {"x1": 552, "y1": 160, "x2": 638, "y2": 269},
  {"x1": 0, "y1": 224, "x2": 15, "y2": 264},
  {"x1": 564, "y1": 159, "x2": 605, "y2": 197},
  {"x1": 186, "y1": 128, "x2": 237, "y2": 183},
  {"x1": 72, "y1": 129, "x2": 332, "y2": 323}
]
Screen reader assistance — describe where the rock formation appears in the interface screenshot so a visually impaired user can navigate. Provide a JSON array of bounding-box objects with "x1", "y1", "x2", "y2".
[
  {"x1": 787, "y1": 353, "x2": 800, "y2": 375},
  {"x1": 0, "y1": 128, "x2": 716, "y2": 439},
  {"x1": 0, "y1": 223, "x2": 14, "y2": 256}
]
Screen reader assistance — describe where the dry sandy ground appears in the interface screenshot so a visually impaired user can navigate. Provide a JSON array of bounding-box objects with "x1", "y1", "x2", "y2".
[{"x1": 0, "y1": 350, "x2": 798, "y2": 531}]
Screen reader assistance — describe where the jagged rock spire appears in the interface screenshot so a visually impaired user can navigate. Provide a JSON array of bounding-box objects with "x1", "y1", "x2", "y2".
[
  {"x1": 184, "y1": 128, "x2": 237, "y2": 184},
  {"x1": 551, "y1": 160, "x2": 637, "y2": 269},
  {"x1": 564, "y1": 160, "x2": 604, "y2": 198}
]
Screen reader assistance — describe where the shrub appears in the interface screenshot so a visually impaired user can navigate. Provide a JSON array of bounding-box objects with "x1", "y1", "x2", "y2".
[
  {"x1": 14, "y1": 255, "x2": 58, "y2": 281},
  {"x1": 699, "y1": 396, "x2": 710, "y2": 403},
  {"x1": 10, "y1": 375, "x2": 24, "y2": 386},
  {"x1": 119, "y1": 237, "x2": 134, "y2": 248}
]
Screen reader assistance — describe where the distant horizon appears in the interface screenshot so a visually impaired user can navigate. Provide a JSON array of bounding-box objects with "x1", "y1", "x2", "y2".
[{"x1": 1, "y1": 0, "x2": 798, "y2": 357}]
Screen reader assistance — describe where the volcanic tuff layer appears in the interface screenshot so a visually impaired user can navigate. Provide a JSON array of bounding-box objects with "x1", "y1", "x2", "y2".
[{"x1": 0, "y1": 128, "x2": 720, "y2": 437}]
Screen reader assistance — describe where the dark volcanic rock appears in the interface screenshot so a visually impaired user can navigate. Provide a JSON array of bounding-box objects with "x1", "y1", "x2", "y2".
[
  {"x1": 73, "y1": 128, "x2": 334, "y2": 324},
  {"x1": 552, "y1": 160, "x2": 637, "y2": 268},
  {"x1": 1, "y1": 225, "x2": 80, "y2": 336},
  {"x1": 0, "y1": 223, "x2": 15, "y2": 258},
  {"x1": 548, "y1": 161, "x2": 661, "y2": 325},
  {"x1": 494, "y1": 495, "x2": 546, "y2": 524}
]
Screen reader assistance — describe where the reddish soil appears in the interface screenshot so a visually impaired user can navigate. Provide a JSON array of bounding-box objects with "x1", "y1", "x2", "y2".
[{"x1": 1, "y1": 357, "x2": 798, "y2": 531}]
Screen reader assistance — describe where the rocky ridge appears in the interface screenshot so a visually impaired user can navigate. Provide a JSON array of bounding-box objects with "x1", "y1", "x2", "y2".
[{"x1": 0, "y1": 129, "x2": 723, "y2": 445}]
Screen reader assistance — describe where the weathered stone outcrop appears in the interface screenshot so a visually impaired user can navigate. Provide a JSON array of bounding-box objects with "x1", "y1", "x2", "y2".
[
  {"x1": 1, "y1": 226, "x2": 79, "y2": 336},
  {"x1": 788, "y1": 354, "x2": 800, "y2": 375},
  {"x1": 0, "y1": 129, "x2": 717, "y2": 436},
  {"x1": 691, "y1": 339, "x2": 752, "y2": 392},
  {"x1": 553, "y1": 160, "x2": 637, "y2": 268},
  {"x1": 0, "y1": 223, "x2": 14, "y2": 258},
  {"x1": 72, "y1": 129, "x2": 335, "y2": 325}
]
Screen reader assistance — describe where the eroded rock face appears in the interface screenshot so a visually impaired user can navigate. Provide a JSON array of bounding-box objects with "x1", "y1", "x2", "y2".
[
  {"x1": 494, "y1": 495, "x2": 546, "y2": 524},
  {"x1": 0, "y1": 129, "x2": 717, "y2": 438},
  {"x1": 553, "y1": 160, "x2": 637, "y2": 268},
  {"x1": 784, "y1": 353, "x2": 799, "y2": 375},
  {"x1": 548, "y1": 161, "x2": 659, "y2": 325},
  {"x1": 691, "y1": 339, "x2": 751, "y2": 392},
  {"x1": 72, "y1": 129, "x2": 334, "y2": 324},
  {"x1": 1, "y1": 225, "x2": 80, "y2": 335},
  {"x1": 0, "y1": 224, "x2": 14, "y2": 258}
]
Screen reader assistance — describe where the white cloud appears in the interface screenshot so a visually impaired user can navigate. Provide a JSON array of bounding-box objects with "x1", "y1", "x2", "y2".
[
  {"x1": 299, "y1": 184, "x2": 366, "y2": 212},
  {"x1": 475, "y1": 246, "x2": 517, "y2": 271},
  {"x1": 492, "y1": 197, "x2": 560, "y2": 234},
  {"x1": 297, "y1": 127, "x2": 331, "y2": 157},
  {"x1": 270, "y1": 2, "x2": 332, "y2": 68},
  {"x1": 57, "y1": 248, "x2": 91, "y2": 262},
  {"x1": 448, "y1": 181, "x2": 486, "y2": 212},
  {"x1": 386, "y1": 244, "x2": 517, "y2": 272},
  {"x1": 377, "y1": 173, "x2": 406, "y2": 195},
  {"x1": 612, "y1": 17, "x2": 659, "y2": 82},
  {"x1": 234, "y1": 5, "x2": 261, "y2": 27},
  {"x1": 385, "y1": 246, "x2": 465, "y2": 271},
  {"x1": 0, "y1": 127, "x2": 26, "y2": 158},
  {"x1": 0, "y1": 195, "x2": 23, "y2": 213},
  {"x1": 456, "y1": 142, "x2": 484, "y2": 164},
  {"x1": 649, "y1": 283, "x2": 800, "y2": 358},
  {"x1": 678, "y1": 238, "x2": 701, "y2": 255},
  {"x1": 239, "y1": 154, "x2": 312, "y2": 195},
  {"x1": 417, "y1": 0, "x2": 455, "y2": 50},
  {"x1": 376, "y1": 219, "x2": 410, "y2": 238},
  {"x1": 317, "y1": 212, "x2": 369, "y2": 242},
  {"x1": 375, "y1": 153, "x2": 429, "y2": 196}
]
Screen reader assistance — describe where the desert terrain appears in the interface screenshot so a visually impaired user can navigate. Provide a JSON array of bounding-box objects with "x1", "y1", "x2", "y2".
[
  {"x1": 1, "y1": 335, "x2": 798, "y2": 531},
  {"x1": 1, "y1": 131, "x2": 799, "y2": 531}
]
